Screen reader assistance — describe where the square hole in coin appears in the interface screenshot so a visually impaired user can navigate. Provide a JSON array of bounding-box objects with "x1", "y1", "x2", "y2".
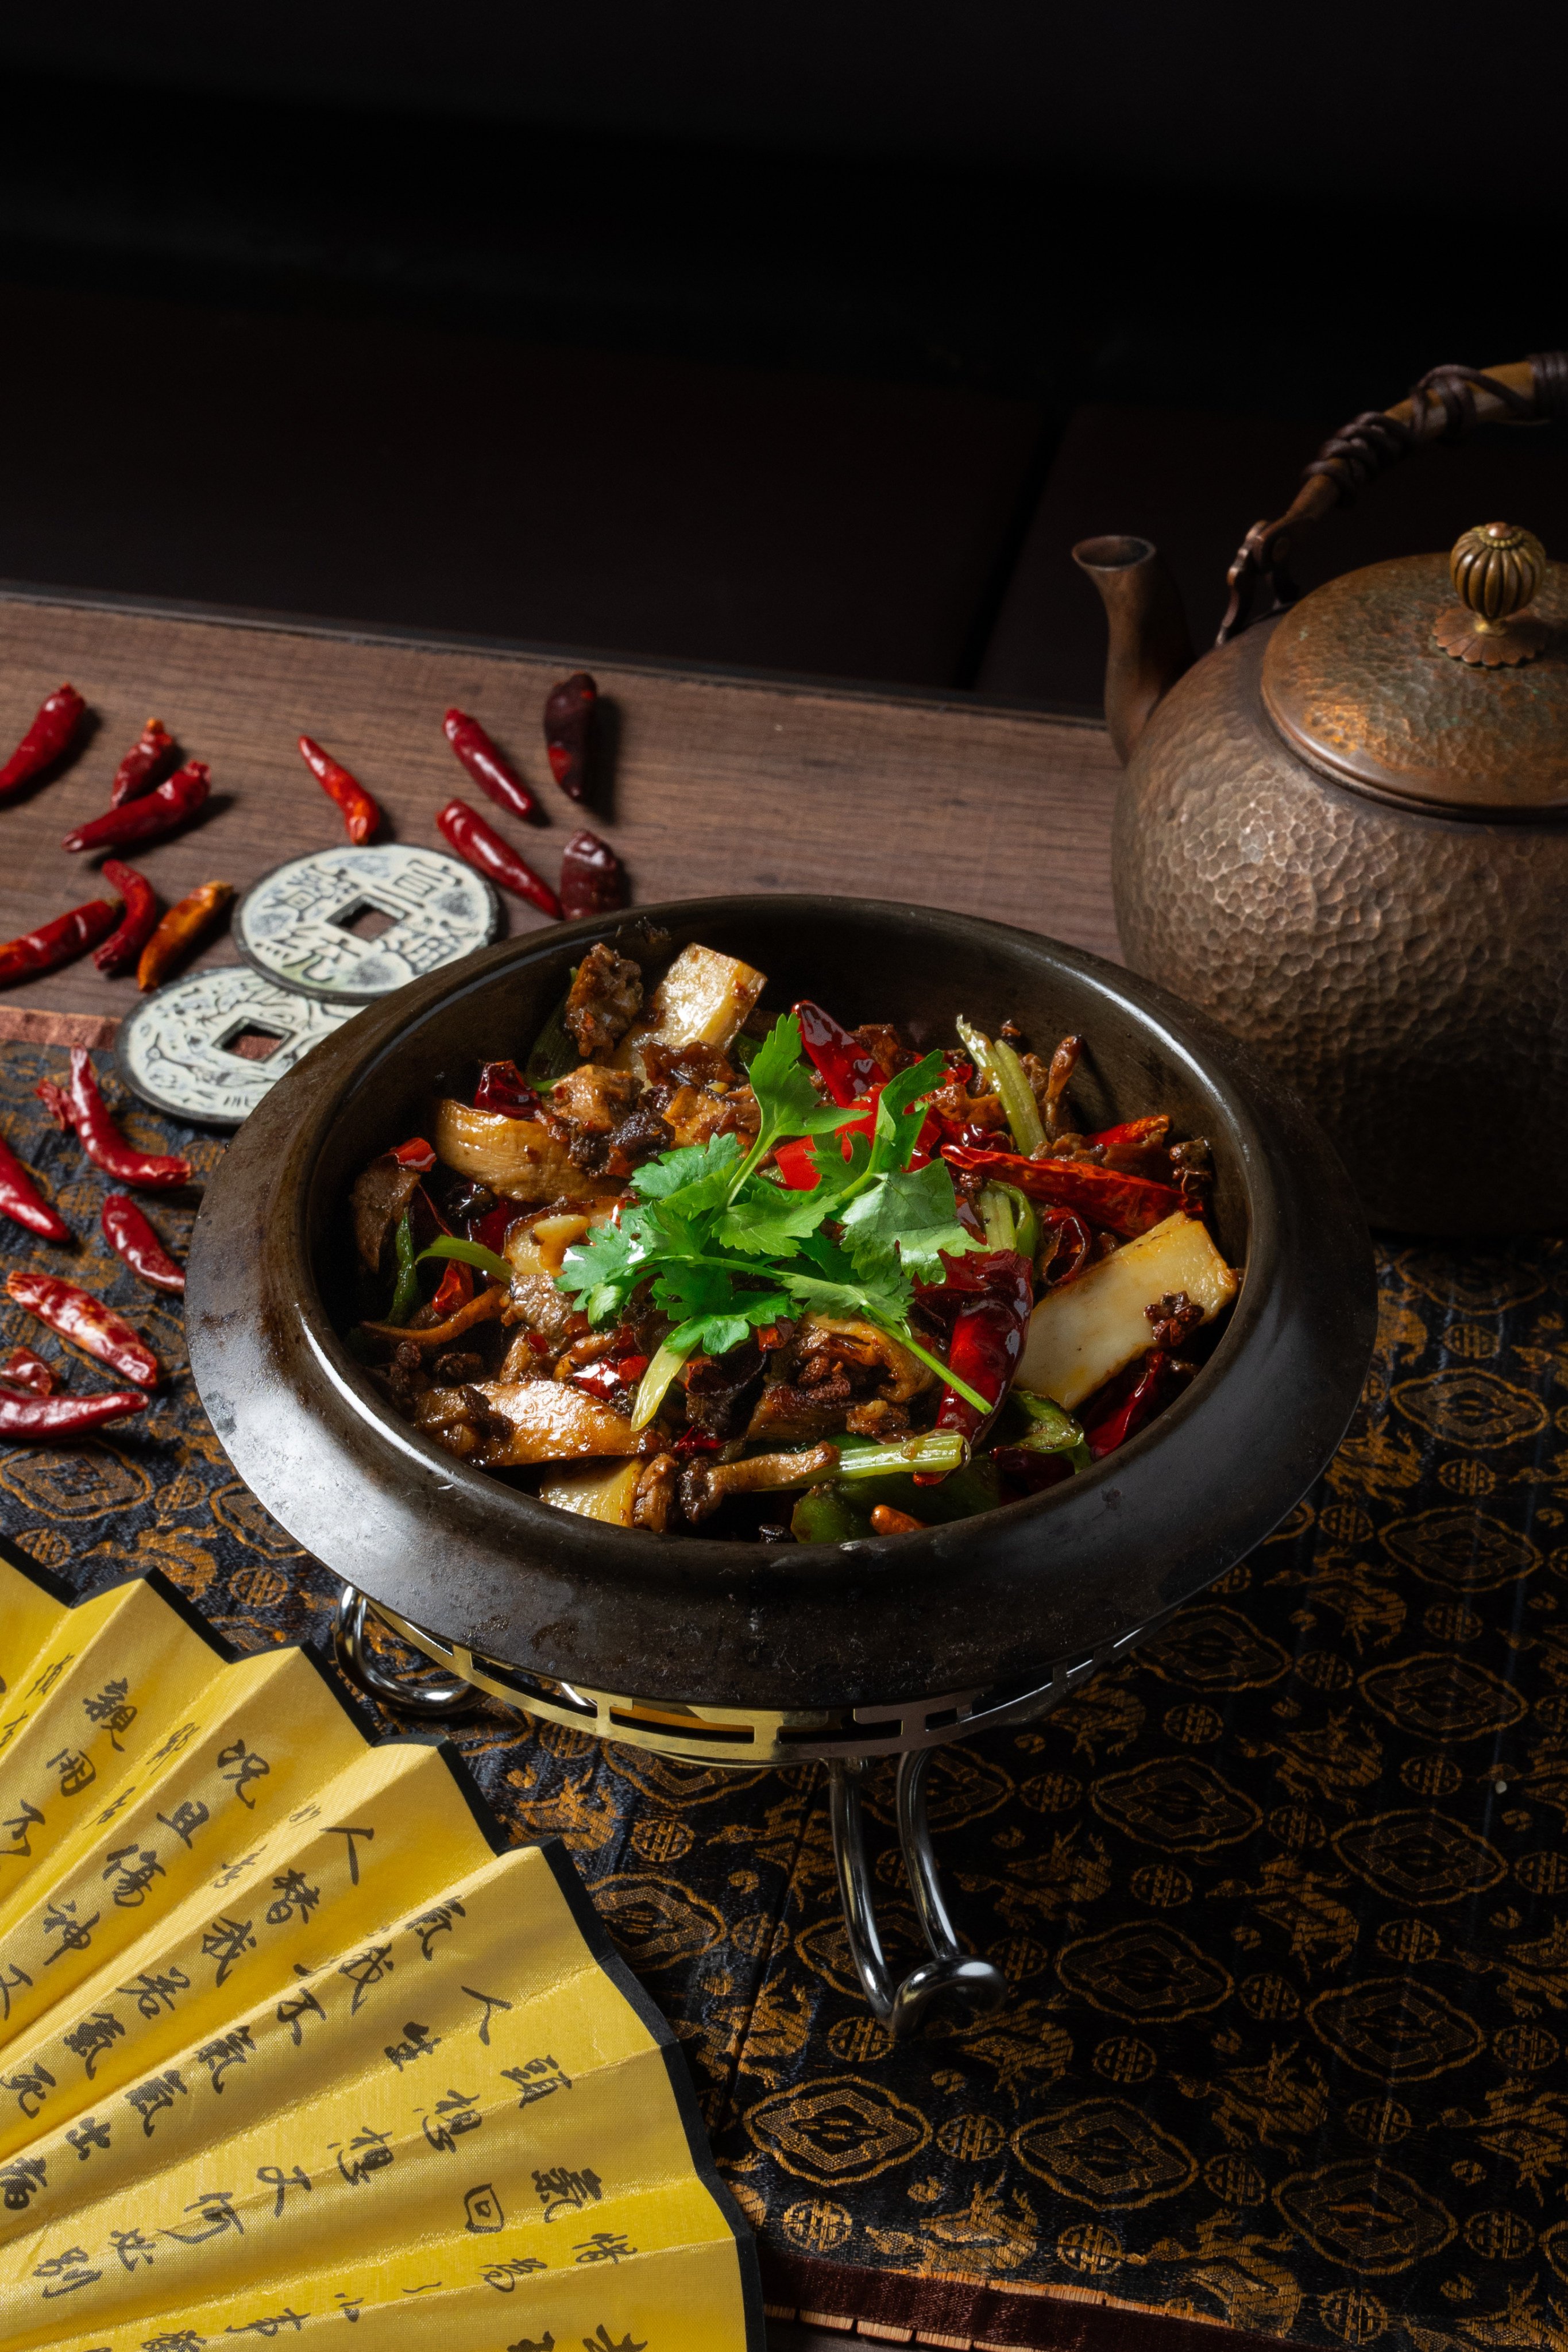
[
  {"x1": 331, "y1": 899, "x2": 397, "y2": 942},
  {"x1": 219, "y1": 1025, "x2": 289, "y2": 1062}
]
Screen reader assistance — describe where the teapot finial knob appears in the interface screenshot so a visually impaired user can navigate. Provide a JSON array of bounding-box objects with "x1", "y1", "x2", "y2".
[{"x1": 1436, "y1": 521, "x2": 1550, "y2": 665}]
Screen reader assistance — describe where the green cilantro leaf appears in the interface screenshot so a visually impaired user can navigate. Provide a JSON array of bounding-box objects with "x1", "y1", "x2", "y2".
[
  {"x1": 714, "y1": 1180, "x2": 833, "y2": 1257},
  {"x1": 840, "y1": 1161, "x2": 980, "y2": 1284},
  {"x1": 555, "y1": 1216, "x2": 647, "y2": 1323},
  {"x1": 632, "y1": 1131, "x2": 741, "y2": 1209},
  {"x1": 867, "y1": 1051, "x2": 947, "y2": 1176}
]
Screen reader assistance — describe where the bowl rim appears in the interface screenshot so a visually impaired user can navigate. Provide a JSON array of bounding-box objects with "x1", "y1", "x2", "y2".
[{"x1": 189, "y1": 893, "x2": 1376, "y2": 1708}]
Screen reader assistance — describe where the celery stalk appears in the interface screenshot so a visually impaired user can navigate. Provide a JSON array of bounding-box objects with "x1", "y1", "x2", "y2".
[
  {"x1": 957, "y1": 1014, "x2": 1047, "y2": 1158},
  {"x1": 629, "y1": 1328, "x2": 701, "y2": 1430}
]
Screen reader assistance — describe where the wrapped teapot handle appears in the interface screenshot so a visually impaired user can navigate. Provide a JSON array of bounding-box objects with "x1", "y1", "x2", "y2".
[{"x1": 1218, "y1": 352, "x2": 1568, "y2": 643}]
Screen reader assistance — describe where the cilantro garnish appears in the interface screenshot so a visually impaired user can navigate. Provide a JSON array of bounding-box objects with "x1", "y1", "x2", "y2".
[{"x1": 554, "y1": 1013, "x2": 991, "y2": 1412}]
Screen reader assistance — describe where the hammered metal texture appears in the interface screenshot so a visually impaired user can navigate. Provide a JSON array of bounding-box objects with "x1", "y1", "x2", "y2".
[
  {"x1": 1261, "y1": 554, "x2": 1568, "y2": 813},
  {"x1": 1114, "y1": 618, "x2": 1568, "y2": 1234}
]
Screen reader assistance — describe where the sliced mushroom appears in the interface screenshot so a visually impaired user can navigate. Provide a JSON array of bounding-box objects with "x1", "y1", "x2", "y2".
[
  {"x1": 679, "y1": 1443, "x2": 838, "y2": 1524},
  {"x1": 350, "y1": 1153, "x2": 423, "y2": 1272}
]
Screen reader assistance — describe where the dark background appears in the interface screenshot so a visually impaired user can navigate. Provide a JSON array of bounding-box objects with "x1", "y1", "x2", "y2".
[{"x1": 1, "y1": 3, "x2": 1564, "y2": 704}]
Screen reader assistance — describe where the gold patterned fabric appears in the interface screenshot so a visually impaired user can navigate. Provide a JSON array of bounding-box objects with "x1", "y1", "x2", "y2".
[{"x1": 0, "y1": 1043, "x2": 1564, "y2": 2352}]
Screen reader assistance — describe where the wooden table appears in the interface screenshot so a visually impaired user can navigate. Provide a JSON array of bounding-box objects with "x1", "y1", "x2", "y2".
[{"x1": 0, "y1": 580, "x2": 1120, "y2": 1046}]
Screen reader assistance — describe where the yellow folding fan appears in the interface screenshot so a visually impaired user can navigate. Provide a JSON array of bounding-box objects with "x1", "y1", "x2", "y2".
[{"x1": 0, "y1": 1551, "x2": 760, "y2": 2351}]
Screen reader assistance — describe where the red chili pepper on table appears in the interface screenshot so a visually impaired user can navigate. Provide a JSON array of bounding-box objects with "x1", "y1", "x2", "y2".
[
  {"x1": 0, "y1": 1131, "x2": 71, "y2": 1243},
  {"x1": 62, "y1": 762, "x2": 210, "y2": 856},
  {"x1": 543, "y1": 672, "x2": 596, "y2": 801},
  {"x1": 36, "y1": 1048, "x2": 191, "y2": 1189},
  {"x1": 940, "y1": 1143, "x2": 1182, "y2": 1238},
  {"x1": 6, "y1": 1270, "x2": 160, "y2": 1388},
  {"x1": 137, "y1": 879, "x2": 234, "y2": 992},
  {"x1": 559, "y1": 829, "x2": 624, "y2": 921},
  {"x1": 0, "y1": 1385, "x2": 149, "y2": 1438},
  {"x1": 444, "y1": 709, "x2": 539, "y2": 824},
  {"x1": 1083, "y1": 1350, "x2": 1171, "y2": 1459},
  {"x1": 437, "y1": 799, "x2": 562, "y2": 918},
  {"x1": 0, "y1": 684, "x2": 87, "y2": 803},
  {"x1": 793, "y1": 999, "x2": 876, "y2": 1107},
  {"x1": 110, "y1": 717, "x2": 178, "y2": 807},
  {"x1": 0, "y1": 897, "x2": 121, "y2": 990},
  {"x1": 93, "y1": 862, "x2": 160, "y2": 977},
  {"x1": 101, "y1": 1195, "x2": 186, "y2": 1293},
  {"x1": 473, "y1": 1060, "x2": 544, "y2": 1118},
  {"x1": 912, "y1": 1250, "x2": 1034, "y2": 1474},
  {"x1": 298, "y1": 736, "x2": 381, "y2": 844},
  {"x1": 1, "y1": 1346, "x2": 55, "y2": 1393}
]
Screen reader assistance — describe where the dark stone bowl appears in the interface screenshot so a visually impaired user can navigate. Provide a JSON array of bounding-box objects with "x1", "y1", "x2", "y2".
[{"x1": 187, "y1": 895, "x2": 1374, "y2": 1710}]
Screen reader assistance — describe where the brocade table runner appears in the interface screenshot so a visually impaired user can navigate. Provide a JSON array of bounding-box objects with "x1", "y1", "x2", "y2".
[{"x1": 0, "y1": 1040, "x2": 1562, "y2": 2352}]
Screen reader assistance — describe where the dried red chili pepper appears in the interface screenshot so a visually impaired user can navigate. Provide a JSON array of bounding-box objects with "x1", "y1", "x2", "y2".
[
  {"x1": 93, "y1": 862, "x2": 160, "y2": 978},
  {"x1": 572, "y1": 1351, "x2": 648, "y2": 1402},
  {"x1": 101, "y1": 1194, "x2": 186, "y2": 1292},
  {"x1": 1087, "y1": 1114, "x2": 1170, "y2": 1161},
  {"x1": 137, "y1": 879, "x2": 234, "y2": 992},
  {"x1": 1083, "y1": 1350, "x2": 1171, "y2": 1459},
  {"x1": 543, "y1": 672, "x2": 596, "y2": 801},
  {"x1": 0, "y1": 1345, "x2": 56, "y2": 1396},
  {"x1": 0, "y1": 1131, "x2": 70, "y2": 1243},
  {"x1": 0, "y1": 895, "x2": 121, "y2": 991},
  {"x1": 1, "y1": 1346, "x2": 55, "y2": 1394},
  {"x1": 37, "y1": 1048, "x2": 191, "y2": 1189},
  {"x1": 991, "y1": 1446, "x2": 1075, "y2": 1496},
  {"x1": 1037, "y1": 1204, "x2": 1093, "y2": 1287},
  {"x1": 427, "y1": 1258, "x2": 473, "y2": 1320},
  {"x1": 298, "y1": 736, "x2": 381, "y2": 844},
  {"x1": 62, "y1": 761, "x2": 210, "y2": 856},
  {"x1": 468, "y1": 1200, "x2": 515, "y2": 1256},
  {"x1": 559, "y1": 829, "x2": 624, "y2": 921},
  {"x1": 110, "y1": 717, "x2": 178, "y2": 807},
  {"x1": 6, "y1": 1269, "x2": 160, "y2": 1388},
  {"x1": 940, "y1": 1142, "x2": 1181, "y2": 1239},
  {"x1": 0, "y1": 684, "x2": 87, "y2": 803},
  {"x1": 390, "y1": 1138, "x2": 437, "y2": 1173},
  {"x1": 473, "y1": 1060, "x2": 543, "y2": 1118},
  {"x1": 913, "y1": 1249, "x2": 1034, "y2": 1472},
  {"x1": 0, "y1": 1385, "x2": 149, "y2": 1438},
  {"x1": 437, "y1": 799, "x2": 562, "y2": 918},
  {"x1": 793, "y1": 999, "x2": 876, "y2": 1107},
  {"x1": 671, "y1": 1425, "x2": 721, "y2": 1459},
  {"x1": 444, "y1": 709, "x2": 539, "y2": 824}
]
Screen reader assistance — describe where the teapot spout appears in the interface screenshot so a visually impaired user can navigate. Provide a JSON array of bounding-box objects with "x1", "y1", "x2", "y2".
[{"x1": 1072, "y1": 536, "x2": 1195, "y2": 764}]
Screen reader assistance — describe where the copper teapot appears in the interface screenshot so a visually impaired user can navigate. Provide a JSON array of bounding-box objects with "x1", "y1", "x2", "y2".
[{"x1": 1076, "y1": 353, "x2": 1568, "y2": 1236}]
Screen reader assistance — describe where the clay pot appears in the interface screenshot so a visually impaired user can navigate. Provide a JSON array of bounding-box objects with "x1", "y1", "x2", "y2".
[{"x1": 188, "y1": 895, "x2": 1373, "y2": 1713}]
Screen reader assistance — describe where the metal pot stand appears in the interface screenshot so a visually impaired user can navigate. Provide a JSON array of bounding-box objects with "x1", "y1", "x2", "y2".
[{"x1": 332, "y1": 1576, "x2": 1175, "y2": 2038}]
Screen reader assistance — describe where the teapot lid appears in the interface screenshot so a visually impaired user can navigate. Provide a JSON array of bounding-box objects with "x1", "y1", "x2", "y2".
[{"x1": 1261, "y1": 523, "x2": 1568, "y2": 820}]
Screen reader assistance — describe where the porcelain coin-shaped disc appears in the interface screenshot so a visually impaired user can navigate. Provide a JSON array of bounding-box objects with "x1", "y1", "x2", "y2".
[
  {"x1": 234, "y1": 844, "x2": 502, "y2": 1002},
  {"x1": 117, "y1": 967, "x2": 354, "y2": 1126}
]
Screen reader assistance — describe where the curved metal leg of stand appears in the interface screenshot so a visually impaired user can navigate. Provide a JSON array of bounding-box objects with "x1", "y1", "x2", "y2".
[
  {"x1": 333, "y1": 1584, "x2": 479, "y2": 1718},
  {"x1": 830, "y1": 1755, "x2": 1008, "y2": 2040}
]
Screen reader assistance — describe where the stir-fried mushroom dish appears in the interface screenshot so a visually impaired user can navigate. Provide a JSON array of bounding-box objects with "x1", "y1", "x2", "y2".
[{"x1": 343, "y1": 939, "x2": 1239, "y2": 1539}]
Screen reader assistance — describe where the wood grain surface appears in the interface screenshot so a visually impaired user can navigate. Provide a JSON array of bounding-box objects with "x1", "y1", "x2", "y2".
[{"x1": 0, "y1": 584, "x2": 1119, "y2": 1022}]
